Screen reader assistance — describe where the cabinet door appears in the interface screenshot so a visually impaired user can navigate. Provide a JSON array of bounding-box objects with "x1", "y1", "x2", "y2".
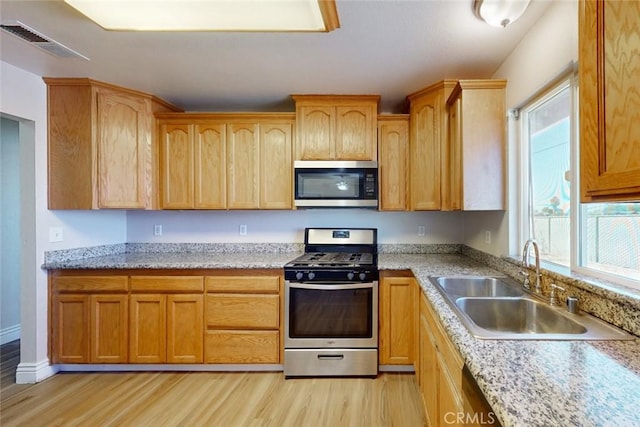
[
  {"x1": 335, "y1": 105, "x2": 376, "y2": 160},
  {"x1": 296, "y1": 105, "x2": 335, "y2": 159},
  {"x1": 410, "y1": 93, "x2": 442, "y2": 210},
  {"x1": 167, "y1": 294, "x2": 203, "y2": 363},
  {"x1": 580, "y1": 0, "x2": 640, "y2": 201},
  {"x1": 90, "y1": 294, "x2": 128, "y2": 363},
  {"x1": 460, "y1": 85, "x2": 506, "y2": 210},
  {"x1": 379, "y1": 276, "x2": 415, "y2": 365},
  {"x1": 260, "y1": 123, "x2": 293, "y2": 209},
  {"x1": 97, "y1": 89, "x2": 150, "y2": 208},
  {"x1": 420, "y1": 308, "x2": 439, "y2": 427},
  {"x1": 160, "y1": 124, "x2": 194, "y2": 209},
  {"x1": 52, "y1": 295, "x2": 89, "y2": 364},
  {"x1": 378, "y1": 117, "x2": 408, "y2": 210},
  {"x1": 195, "y1": 122, "x2": 227, "y2": 209},
  {"x1": 129, "y1": 294, "x2": 166, "y2": 363},
  {"x1": 438, "y1": 352, "x2": 464, "y2": 427},
  {"x1": 227, "y1": 123, "x2": 260, "y2": 209}
]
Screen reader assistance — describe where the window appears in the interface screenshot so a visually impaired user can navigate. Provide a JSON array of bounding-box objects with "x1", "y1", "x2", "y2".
[{"x1": 520, "y1": 74, "x2": 640, "y2": 287}]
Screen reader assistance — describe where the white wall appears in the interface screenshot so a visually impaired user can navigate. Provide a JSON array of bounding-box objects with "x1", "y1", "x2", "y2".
[
  {"x1": 463, "y1": 0, "x2": 578, "y2": 257},
  {"x1": 0, "y1": 60, "x2": 128, "y2": 382},
  {"x1": 127, "y1": 210, "x2": 464, "y2": 244},
  {"x1": 1, "y1": 117, "x2": 21, "y2": 344}
]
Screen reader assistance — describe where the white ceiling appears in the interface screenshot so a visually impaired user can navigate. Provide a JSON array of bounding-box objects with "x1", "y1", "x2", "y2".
[{"x1": 0, "y1": 0, "x2": 553, "y2": 113}]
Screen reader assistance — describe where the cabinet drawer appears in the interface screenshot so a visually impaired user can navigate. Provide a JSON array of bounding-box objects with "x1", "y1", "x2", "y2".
[
  {"x1": 205, "y1": 330, "x2": 279, "y2": 363},
  {"x1": 206, "y1": 294, "x2": 279, "y2": 329},
  {"x1": 53, "y1": 276, "x2": 128, "y2": 293},
  {"x1": 205, "y1": 276, "x2": 279, "y2": 293},
  {"x1": 130, "y1": 276, "x2": 203, "y2": 293}
]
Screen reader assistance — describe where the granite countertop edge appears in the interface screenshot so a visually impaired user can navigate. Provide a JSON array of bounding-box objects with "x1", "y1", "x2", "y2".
[{"x1": 42, "y1": 250, "x2": 640, "y2": 426}]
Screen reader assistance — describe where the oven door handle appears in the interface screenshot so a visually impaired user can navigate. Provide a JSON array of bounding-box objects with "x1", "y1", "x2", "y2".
[{"x1": 288, "y1": 282, "x2": 374, "y2": 291}]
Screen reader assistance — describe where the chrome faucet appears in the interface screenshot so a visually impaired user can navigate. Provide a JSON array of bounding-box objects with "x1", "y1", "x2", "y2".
[{"x1": 521, "y1": 239, "x2": 542, "y2": 295}]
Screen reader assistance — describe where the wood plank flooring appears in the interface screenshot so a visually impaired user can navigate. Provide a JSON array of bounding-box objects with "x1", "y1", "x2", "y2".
[{"x1": 1, "y1": 341, "x2": 426, "y2": 426}]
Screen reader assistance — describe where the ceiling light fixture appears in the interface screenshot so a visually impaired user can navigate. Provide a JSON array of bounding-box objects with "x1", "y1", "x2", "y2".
[
  {"x1": 473, "y1": 0, "x2": 530, "y2": 28},
  {"x1": 63, "y1": 0, "x2": 339, "y2": 32}
]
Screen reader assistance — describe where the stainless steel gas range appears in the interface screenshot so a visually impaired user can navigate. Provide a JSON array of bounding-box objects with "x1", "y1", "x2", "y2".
[{"x1": 283, "y1": 228, "x2": 379, "y2": 378}]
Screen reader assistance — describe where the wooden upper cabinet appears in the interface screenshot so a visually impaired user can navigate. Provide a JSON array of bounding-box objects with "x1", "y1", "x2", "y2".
[
  {"x1": 378, "y1": 115, "x2": 409, "y2": 211},
  {"x1": 195, "y1": 123, "x2": 227, "y2": 209},
  {"x1": 227, "y1": 123, "x2": 260, "y2": 209},
  {"x1": 157, "y1": 114, "x2": 294, "y2": 210},
  {"x1": 445, "y1": 80, "x2": 507, "y2": 211},
  {"x1": 293, "y1": 95, "x2": 379, "y2": 160},
  {"x1": 407, "y1": 81, "x2": 456, "y2": 211},
  {"x1": 580, "y1": 0, "x2": 640, "y2": 202},
  {"x1": 261, "y1": 123, "x2": 293, "y2": 209},
  {"x1": 45, "y1": 78, "x2": 181, "y2": 210},
  {"x1": 295, "y1": 104, "x2": 335, "y2": 159},
  {"x1": 160, "y1": 124, "x2": 194, "y2": 209}
]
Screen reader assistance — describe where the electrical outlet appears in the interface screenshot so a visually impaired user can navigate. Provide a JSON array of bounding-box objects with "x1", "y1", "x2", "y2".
[
  {"x1": 239, "y1": 224, "x2": 248, "y2": 236},
  {"x1": 485, "y1": 230, "x2": 492, "y2": 245},
  {"x1": 49, "y1": 227, "x2": 63, "y2": 242},
  {"x1": 417, "y1": 225, "x2": 426, "y2": 237},
  {"x1": 154, "y1": 224, "x2": 163, "y2": 236}
]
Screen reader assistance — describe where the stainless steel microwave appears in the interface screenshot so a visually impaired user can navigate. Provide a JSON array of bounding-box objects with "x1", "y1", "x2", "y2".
[{"x1": 294, "y1": 161, "x2": 378, "y2": 208}]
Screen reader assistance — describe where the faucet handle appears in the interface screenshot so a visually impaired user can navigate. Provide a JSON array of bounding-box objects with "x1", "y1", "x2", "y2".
[
  {"x1": 549, "y1": 283, "x2": 566, "y2": 306},
  {"x1": 519, "y1": 270, "x2": 531, "y2": 290}
]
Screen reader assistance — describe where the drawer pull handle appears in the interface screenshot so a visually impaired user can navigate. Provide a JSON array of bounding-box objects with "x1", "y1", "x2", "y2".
[{"x1": 318, "y1": 354, "x2": 344, "y2": 361}]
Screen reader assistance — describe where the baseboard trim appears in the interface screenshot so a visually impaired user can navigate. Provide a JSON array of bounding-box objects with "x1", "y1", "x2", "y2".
[
  {"x1": 378, "y1": 364, "x2": 415, "y2": 373},
  {"x1": 15, "y1": 359, "x2": 58, "y2": 384},
  {"x1": 0, "y1": 324, "x2": 20, "y2": 345},
  {"x1": 55, "y1": 364, "x2": 285, "y2": 372}
]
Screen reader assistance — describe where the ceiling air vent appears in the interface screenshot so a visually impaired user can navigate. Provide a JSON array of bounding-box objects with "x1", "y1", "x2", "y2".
[{"x1": 0, "y1": 21, "x2": 89, "y2": 60}]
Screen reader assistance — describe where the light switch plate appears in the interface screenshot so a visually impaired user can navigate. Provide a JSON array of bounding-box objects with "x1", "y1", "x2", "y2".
[
  {"x1": 239, "y1": 224, "x2": 248, "y2": 235},
  {"x1": 418, "y1": 225, "x2": 426, "y2": 237}
]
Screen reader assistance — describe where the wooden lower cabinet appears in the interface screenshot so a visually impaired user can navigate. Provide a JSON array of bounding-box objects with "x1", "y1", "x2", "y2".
[
  {"x1": 379, "y1": 271, "x2": 416, "y2": 366},
  {"x1": 419, "y1": 292, "x2": 498, "y2": 426},
  {"x1": 91, "y1": 294, "x2": 128, "y2": 363},
  {"x1": 204, "y1": 274, "x2": 281, "y2": 364},
  {"x1": 51, "y1": 276, "x2": 128, "y2": 364},
  {"x1": 49, "y1": 270, "x2": 282, "y2": 366},
  {"x1": 205, "y1": 330, "x2": 279, "y2": 364},
  {"x1": 129, "y1": 275, "x2": 204, "y2": 364},
  {"x1": 52, "y1": 294, "x2": 90, "y2": 364},
  {"x1": 167, "y1": 294, "x2": 204, "y2": 363},
  {"x1": 129, "y1": 294, "x2": 167, "y2": 363}
]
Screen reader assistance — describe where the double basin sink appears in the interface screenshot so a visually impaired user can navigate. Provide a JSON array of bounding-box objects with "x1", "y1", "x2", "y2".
[{"x1": 429, "y1": 276, "x2": 633, "y2": 340}]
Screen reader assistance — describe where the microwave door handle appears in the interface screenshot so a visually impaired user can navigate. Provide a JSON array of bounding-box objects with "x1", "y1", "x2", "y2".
[{"x1": 289, "y1": 282, "x2": 373, "y2": 291}]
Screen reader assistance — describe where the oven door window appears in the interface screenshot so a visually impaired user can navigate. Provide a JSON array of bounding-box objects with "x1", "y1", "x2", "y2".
[
  {"x1": 289, "y1": 286, "x2": 373, "y2": 338},
  {"x1": 296, "y1": 170, "x2": 361, "y2": 199}
]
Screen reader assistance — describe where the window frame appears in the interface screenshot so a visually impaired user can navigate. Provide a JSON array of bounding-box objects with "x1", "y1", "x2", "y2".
[{"x1": 518, "y1": 70, "x2": 640, "y2": 290}]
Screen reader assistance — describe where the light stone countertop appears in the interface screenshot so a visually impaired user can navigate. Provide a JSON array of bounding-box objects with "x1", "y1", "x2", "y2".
[{"x1": 43, "y1": 250, "x2": 640, "y2": 427}]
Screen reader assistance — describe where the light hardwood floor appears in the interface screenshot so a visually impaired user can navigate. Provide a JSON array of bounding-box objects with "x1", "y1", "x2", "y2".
[{"x1": 1, "y1": 341, "x2": 426, "y2": 427}]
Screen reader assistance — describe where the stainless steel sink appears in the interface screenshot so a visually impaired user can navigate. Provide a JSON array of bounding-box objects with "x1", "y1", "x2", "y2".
[
  {"x1": 456, "y1": 297, "x2": 587, "y2": 335},
  {"x1": 434, "y1": 276, "x2": 524, "y2": 298},
  {"x1": 428, "y1": 275, "x2": 633, "y2": 340}
]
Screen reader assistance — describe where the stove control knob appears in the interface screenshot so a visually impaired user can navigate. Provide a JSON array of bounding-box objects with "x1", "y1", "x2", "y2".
[
  {"x1": 359, "y1": 272, "x2": 367, "y2": 281},
  {"x1": 308, "y1": 272, "x2": 316, "y2": 281},
  {"x1": 295, "y1": 272, "x2": 304, "y2": 281},
  {"x1": 347, "y1": 272, "x2": 355, "y2": 281}
]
